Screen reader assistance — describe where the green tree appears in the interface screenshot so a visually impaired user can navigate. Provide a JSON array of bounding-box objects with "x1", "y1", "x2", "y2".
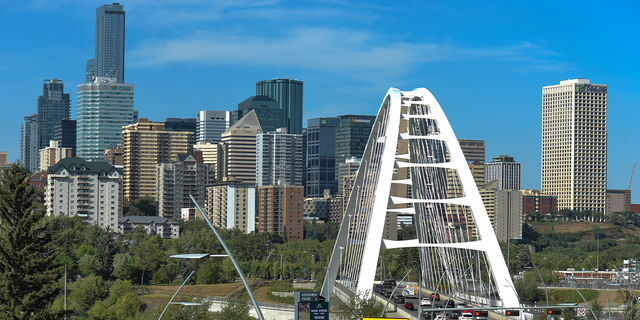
[
  {"x1": 69, "y1": 274, "x2": 108, "y2": 311},
  {"x1": 197, "y1": 259, "x2": 222, "y2": 284},
  {"x1": 87, "y1": 300, "x2": 116, "y2": 320},
  {"x1": 114, "y1": 292, "x2": 141, "y2": 319},
  {"x1": 112, "y1": 252, "x2": 135, "y2": 280},
  {"x1": 624, "y1": 303, "x2": 640, "y2": 320},
  {"x1": 153, "y1": 260, "x2": 180, "y2": 285},
  {"x1": 337, "y1": 291, "x2": 385, "y2": 320},
  {"x1": 514, "y1": 271, "x2": 539, "y2": 303},
  {"x1": 216, "y1": 297, "x2": 255, "y2": 320},
  {"x1": 134, "y1": 239, "x2": 159, "y2": 285},
  {"x1": 586, "y1": 298, "x2": 603, "y2": 320},
  {"x1": 124, "y1": 196, "x2": 156, "y2": 216},
  {"x1": 109, "y1": 279, "x2": 133, "y2": 305},
  {"x1": 78, "y1": 253, "x2": 102, "y2": 277},
  {"x1": 0, "y1": 163, "x2": 64, "y2": 319}
]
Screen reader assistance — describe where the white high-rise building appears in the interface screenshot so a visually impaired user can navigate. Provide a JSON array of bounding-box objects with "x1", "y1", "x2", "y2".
[
  {"x1": 196, "y1": 110, "x2": 232, "y2": 144},
  {"x1": 484, "y1": 155, "x2": 521, "y2": 191},
  {"x1": 256, "y1": 129, "x2": 304, "y2": 187},
  {"x1": 45, "y1": 157, "x2": 123, "y2": 230},
  {"x1": 76, "y1": 77, "x2": 134, "y2": 161},
  {"x1": 542, "y1": 79, "x2": 607, "y2": 212}
]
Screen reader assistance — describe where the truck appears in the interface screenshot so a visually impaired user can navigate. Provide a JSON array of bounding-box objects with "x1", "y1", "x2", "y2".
[{"x1": 403, "y1": 285, "x2": 417, "y2": 298}]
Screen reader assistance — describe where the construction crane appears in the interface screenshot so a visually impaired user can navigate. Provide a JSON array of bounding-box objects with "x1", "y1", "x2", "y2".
[{"x1": 629, "y1": 163, "x2": 636, "y2": 190}]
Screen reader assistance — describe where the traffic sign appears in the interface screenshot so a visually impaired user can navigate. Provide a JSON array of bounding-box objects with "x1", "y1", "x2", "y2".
[
  {"x1": 577, "y1": 308, "x2": 586, "y2": 317},
  {"x1": 309, "y1": 302, "x2": 329, "y2": 320}
]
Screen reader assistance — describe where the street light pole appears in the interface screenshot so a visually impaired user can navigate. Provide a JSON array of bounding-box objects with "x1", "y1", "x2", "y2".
[
  {"x1": 158, "y1": 270, "x2": 196, "y2": 320},
  {"x1": 189, "y1": 195, "x2": 265, "y2": 320},
  {"x1": 525, "y1": 254, "x2": 549, "y2": 307}
]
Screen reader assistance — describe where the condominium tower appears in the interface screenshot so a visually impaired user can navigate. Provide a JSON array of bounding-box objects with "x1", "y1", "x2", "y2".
[
  {"x1": 122, "y1": 119, "x2": 193, "y2": 201},
  {"x1": 87, "y1": 3, "x2": 125, "y2": 83},
  {"x1": 542, "y1": 79, "x2": 607, "y2": 212},
  {"x1": 21, "y1": 114, "x2": 39, "y2": 173},
  {"x1": 484, "y1": 155, "x2": 521, "y2": 190},
  {"x1": 76, "y1": 77, "x2": 134, "y2": 161},
  {"x1": 256, "y1": 79, "x2": 303, "y2": 134},
  {"x1": 256, "y1": 130, "x2": 304, "y2": 187}
]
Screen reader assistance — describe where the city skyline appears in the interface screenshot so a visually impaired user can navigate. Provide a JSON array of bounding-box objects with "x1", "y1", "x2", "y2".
[{"x1": 1, "y1": 1, "x2": 639, "y2": 202}]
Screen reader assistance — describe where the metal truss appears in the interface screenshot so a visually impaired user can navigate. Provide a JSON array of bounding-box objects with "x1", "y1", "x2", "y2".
[{"x1": 321, "y1": 88, "x2": 520, "y2": 308}]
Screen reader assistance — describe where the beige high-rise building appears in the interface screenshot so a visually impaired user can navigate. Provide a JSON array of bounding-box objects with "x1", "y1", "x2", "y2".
[
  {"x1": 480, "y1": 180, "x2": 523, "y2": 242},
  {"x1": 0, "y1": 152, "x2": 7, "y2": 166},
  {"x1": 205, "y1": 181, "x2": 256, "y2": 233},
  {"x1": 219, "y1": 110, "x2": 262, "y2": 184},
  {"x1": 39, "y1": 140, "x2": 73, "y2": 171},
  {"x1": 542, "y1": 79, "x2": 607, "y2": 212},
  {"x1": 122, "y1": 119, "x2": 193, "y2": 202}
]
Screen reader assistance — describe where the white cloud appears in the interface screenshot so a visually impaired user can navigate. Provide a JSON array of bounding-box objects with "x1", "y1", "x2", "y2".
[{"x1": 128, "y1": 27, "x2": 560, "y2": 80}]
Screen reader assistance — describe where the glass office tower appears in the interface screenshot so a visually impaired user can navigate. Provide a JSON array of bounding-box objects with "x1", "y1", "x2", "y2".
[
  {"x1": 37, "y1": 79, "x2": 71, "y2": 150},
  {"x1": 306, "y1": 117, "x2": 339, "y2": 197},
  {"x1": 256, "y1": 78, "x2": 303, "y2": 134},
  {"x1": 87, "y1": 3, "x2": 125, "y2": 83},
  {"x1": 76, "y1": 77, "x2": 134, "y2": 161}
]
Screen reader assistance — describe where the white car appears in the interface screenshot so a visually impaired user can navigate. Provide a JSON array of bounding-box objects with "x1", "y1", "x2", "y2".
[
  {"x1": 435, "y1": 314, "x2": 449, "y2": 320},
  {"x1": 460, "y1": 312, "x2": 474, "y2": 320},
  {"x1": 421, "y1": 298, "x2": 433, "y2": 306}
]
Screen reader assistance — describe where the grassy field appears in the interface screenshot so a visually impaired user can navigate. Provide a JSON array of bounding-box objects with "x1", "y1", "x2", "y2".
[
  {"x1": 529, "y1": 221, "x2": 640, "y2": 241},
  {"x1": 150, "y1": 282, "x2": 244, "y2": 298},
  {"x1": 145, "y1": 280, "x2": 296, "y2": 305}
]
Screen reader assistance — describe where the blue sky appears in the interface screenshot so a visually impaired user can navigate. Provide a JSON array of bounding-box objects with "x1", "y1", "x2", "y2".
[{"x1": 1, "y1": 1, "x2": 639, "y2": 202}]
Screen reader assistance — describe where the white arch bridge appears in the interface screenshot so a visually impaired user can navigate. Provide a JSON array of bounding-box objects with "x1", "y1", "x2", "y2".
[{"x1": 320, "y1": 88, "x2": 520, "y2": 308}]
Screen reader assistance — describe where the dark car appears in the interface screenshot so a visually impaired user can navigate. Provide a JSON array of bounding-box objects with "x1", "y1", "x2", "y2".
[
  {"x1": 443, "y1": 299, "x2": 456, "y2": 308},
  {"x1": 383, "y1": 291, "x2": 392, "y2": 298},
  {"x1": 448, "y1": 310, "x2": 461, "y2": 319},
  {"x1": 394, "y1": 294, "x2": 405, "y2": 303},
  {"x1": 430, "y1": 292, "x2": 441, "y2": 301},
  {"x1": 403, "y1": 301, "x2": 415, "y2": 310},
  {"x1": 423, "y1": 311, "x2": 436, "y2": 320},
  {"x1": 383, "y1": 279, "x2": 397, "y2": 287}
]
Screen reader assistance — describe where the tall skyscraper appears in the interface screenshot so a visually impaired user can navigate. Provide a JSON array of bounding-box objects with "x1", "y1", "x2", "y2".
[
  {"x1": 306, "y1": 117, "x2": 339, "y2": 197},
  {"x1": 122, "y1": 119, "x2": 193, "y2": 202},
  {"x1": 20, "y1": 114, "x2": 39, "y2": 173},
  {"x1": 235, "y1": 95, "x2": 285, "y2": 133},
  {"x1": 196, "y1": 110, "x2": 232, "y2": 144},
  {"x1": 256, "y1": 130, "x2": 304, "y2": 187},
  {"x1": 37, "y1": 79, "x2": 71, "y2": 150},
  {"x1": 87, "y1": 3, "x2": 125, "y2": 83},
  {"x1": 256, "y1": 78, "x2": 303, "y2": 134},
  {"x1": 542, "y1": 79, "x2": 607, "y2": 212},
  {"x1": 76, "y1": 77, "x2": 134, "y2": 161},
  {"x1": 335, "y1": 114, "x2": 376, "y2": 184},
  {"x1": 484, "y1": 155, "x2": 521, "y2": 190}
]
